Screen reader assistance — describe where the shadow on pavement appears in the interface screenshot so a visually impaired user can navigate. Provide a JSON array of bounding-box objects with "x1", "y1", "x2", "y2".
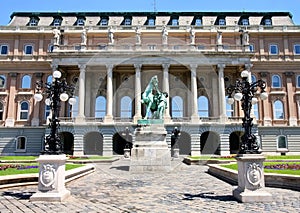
[
  {"x1": 183, "y1": 192, "x2": 237, "y2": 202},
  {"x1": 2, "y1": 191, "x2": 35, "y2": 200},
  {"x1": 110, "y1": 166, "x2": 130, "y2": 171}
]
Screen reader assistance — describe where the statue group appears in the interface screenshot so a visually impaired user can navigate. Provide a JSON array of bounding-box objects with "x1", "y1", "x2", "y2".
[{"x1": 141, "y1": 75, "x2": 168, "y2": 120}]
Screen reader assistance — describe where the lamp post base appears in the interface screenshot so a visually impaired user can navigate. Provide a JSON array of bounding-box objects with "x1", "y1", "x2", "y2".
[
  {"x1": 30, "y1": 154, "x2": 70, "y2": 202},
  {"x1": 232, "y1": 154, "x2": 272, "y2": 203}
]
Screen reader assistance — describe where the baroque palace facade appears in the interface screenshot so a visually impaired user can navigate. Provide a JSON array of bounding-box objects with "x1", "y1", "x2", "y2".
[{"x1": 0, "y1": 11, "x2": 300, "y2": 156}]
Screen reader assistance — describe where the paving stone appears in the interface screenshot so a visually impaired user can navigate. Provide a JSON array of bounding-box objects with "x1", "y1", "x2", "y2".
[{"x1": 0, "y1": 158, "x2": 300, "y2": 212}]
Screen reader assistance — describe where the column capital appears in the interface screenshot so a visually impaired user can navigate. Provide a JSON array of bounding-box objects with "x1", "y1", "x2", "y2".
[
  {"x1": 162, "y1": 63, "x2": 170, "y2": 70},
  {"x1": 106, "y1": 64, "x2": 114, "y2": 71},
  {"x1": 244, "y1": 63, "x2": 253, "y2": 71},
  {"x1": 78, "y1": 64, "x2": 86, "y2": 71},
  {"x1": 189, "y1": 64, "x2": 198, "y2": 71},
  {"x1": 51, "y1": 63, "x2": 58, "y2": 72},
  {"x1": 217, "y1": 63, "x2": 226, "y2": 70},
  {"x1": 134, "y1": 64, "x2": 142, "y2": 71}
]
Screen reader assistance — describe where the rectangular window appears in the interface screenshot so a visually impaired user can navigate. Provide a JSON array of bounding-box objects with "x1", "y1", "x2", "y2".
[
  {"x1": 294, "y1": 44, "x2": 300, "y2": 55},
  {"x1": 29, "y1": 18, "x2": 38, "y2": 26},
  {"x1": 241, "y1": 19, "x2": 249, "y2": 25},
  {"x1": 249, "y1": 44, "x2": 254, "y2": 52},
  {"x1": 269, "y1": 44, "x2": 278, "y2": 55},
  {"x1": 124, "y1": 18, "x2": 131, "y2": 25},
  {"x1": 148, "y1": 18, "x2": 155, "y2": 26},
  {"x1": 100, "y1": 18, "x2": 108, "y2": 26},
  {"x1": 16, "y1": 137, "x2": 26, "y2": 151},
  {"x1": 0, "y1": 45, "x2": 8, "y2": 55},
  {"x1": 195, "y1": 19, "x2": 202, "y2": 26},
  {"x1": 148, "y1": 45, "x2": 156, "y2": 50},
  {"x1": 77, "y1": 18, "x2": 85, "y2": 26},
  {"x1": 264, "y1": 19, "x2": 272, "y2": 26},
  {"x1": 218, "y1": 19, "x2": 226, "y2": 25},
  {"x1": 24, "y1": 45, "x2": 33, "y2": 55}
]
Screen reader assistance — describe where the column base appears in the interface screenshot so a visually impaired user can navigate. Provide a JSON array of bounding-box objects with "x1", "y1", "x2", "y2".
[
  {"x1": 30, "y1": 190, "x2": 71, "y2": 202},
  {"x1": 31, "y1": 118, "x2": 40, "y2": 126},
  {"x1": 133, "y1": 115, "x2": 142, "y2": 124},
  {"x1": 104, "y1": 115, "x2": 114, "y2": 124},
  {"x1": 75, "y1": 116, "x2": 86, "y2": 124},
  {"x1": 5, "y1": 118, "x2": 15, "y2": 127}
]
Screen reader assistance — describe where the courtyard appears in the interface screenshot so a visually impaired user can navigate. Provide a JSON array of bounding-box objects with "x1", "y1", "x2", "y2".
[{"x1": 0, "y1": 158, "x2": 300, "y2": 213}]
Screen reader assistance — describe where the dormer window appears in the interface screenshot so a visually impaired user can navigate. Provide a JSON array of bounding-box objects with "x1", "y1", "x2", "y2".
[
  {"x1": 171, "y1": 18, "x2": 179, "y2": 26},
  {"x1": 148, "y1": 18, "x2": 155, "y2": 26},
  {"x1": 53, "y1": 18, "x2": 62, "y2": 26},
  {"x1": 29, "y1": 17, "x2": 39, "y2": 26},
  {"x1": 241, "y1": 18, "x2": 249, "y2": 26},
  {"x1": 124, "y1": 18, "x2": 132, "y2": 26},
  {"x1": 264, "y1": 18, "x2": 272, "y2": 26},
  {"x1": 218, "y1": 18, "x2": 226, "y2": 25},
  {"x1": 100, "y1": 17, "x2": 108, "y2": 26},
  {"x1": 76, "y1": 17, "x2": 85, "y2": 26},
  {"x1": 195, "y1": 18, "x2": 202, "y2": 26}
]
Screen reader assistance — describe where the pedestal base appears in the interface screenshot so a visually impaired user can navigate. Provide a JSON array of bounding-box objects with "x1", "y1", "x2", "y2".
[
  {"x1": 30, "y1": 154, "x2": 70, "y2": 202},
  {"x1": 233, "y1": 154, "x2": 272, "y2": 203},
  {"x1": 130, "y1": 124, "x2": 171, "y2": 173}
]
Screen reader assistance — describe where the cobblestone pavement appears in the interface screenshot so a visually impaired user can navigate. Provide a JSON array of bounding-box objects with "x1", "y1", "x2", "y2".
[{"x1": 0, "y1": 158, "x2": 300, "y2": 213}]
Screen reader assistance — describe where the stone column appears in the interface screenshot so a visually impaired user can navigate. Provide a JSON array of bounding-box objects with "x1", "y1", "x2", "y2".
[
  {"x1": 285, "y1": 72, "x2": 297, "y2": 126},
  {"x1": 104, "y1": 64, "x2": 114, "y2": 123},
  {"x1": 219, "y1": 133, "x2": 230, "y2": 156},
  {"x1": 5, "y1": 73, "x2": 17, "y2": 127},
  {"x1": 162, "y1": 63, "x2": 171, "y2": 122},
  {"x1": 190, "y1": 64, "x2": 199, "y2": 122},
  {"x1": 76, "y1": 64, "x2": 86, "y2": 123},
  {"x1": 218, "y1": 64, "x2": 226, "y2": 122},
  {"x1": 31, "y1": 72, "x2": 43, "y2": 126},
  {"x1": 260, "y1": 72, "x2": 271, "y2": 126},
  {"x1": 133, "y1": 64, "x2": 142, "y2": 123}
]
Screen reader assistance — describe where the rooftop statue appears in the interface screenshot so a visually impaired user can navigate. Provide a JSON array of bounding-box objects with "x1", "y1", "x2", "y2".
[{"x1": 141, "y1": 75, "x2": 168, "y2": 120}]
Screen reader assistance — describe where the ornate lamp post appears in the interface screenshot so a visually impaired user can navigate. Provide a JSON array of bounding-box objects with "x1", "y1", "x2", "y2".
[
  {"x1": 226, "y1": 70, "x2": 268, "y2": 154},
  {"x1": 34, "y1": 70, "x2": 76, "y2": 154},
  {"x1": 30, "y1": 70, "x2": 76, "y2": 202},
  {"x1": 227, "y1": 70, "x2": 272, "y2": 203}
]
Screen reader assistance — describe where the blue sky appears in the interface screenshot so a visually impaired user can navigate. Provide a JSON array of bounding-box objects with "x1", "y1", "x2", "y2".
[{"x1": 0, "y1": 0, "x2": 299, "y2": 25}]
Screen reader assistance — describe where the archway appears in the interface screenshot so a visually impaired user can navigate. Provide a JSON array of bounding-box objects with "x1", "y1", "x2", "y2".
[
  {"x1": 171, "y1": 131, "x2": 191, "y2": 155},
  {"x1": 84, "y1": 132, "x2": 103, "y2": 155},
  {"x1": 113, "y1": 132, "x2": 133, "y2": 155},
  {"x1": 230, "y1": 131, "x2": 243, "y2": 154},
  {"x1": 200, "y1": 131, "x2": 220, "y2": 155},
  {"x1": 59, "y1": 132, "x2": 74, "y2": 155}
]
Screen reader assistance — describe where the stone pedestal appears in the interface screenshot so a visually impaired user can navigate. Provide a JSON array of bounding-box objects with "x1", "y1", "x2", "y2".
[
  {"x1": 30, "y1": 154, "x2": 70, "y2": 202},
  {"x1": 130, "y1": 123, "x2": 171, "y2": 173},
  {"x1": 172, "y1": 148, "x2": 180, "y2": 158},
  {"x1": 124, "y1": 148, "x2": 131, "y2": 158},
  {"x1": 233, "y1": 154, "x2": 272, "y2": 203}
]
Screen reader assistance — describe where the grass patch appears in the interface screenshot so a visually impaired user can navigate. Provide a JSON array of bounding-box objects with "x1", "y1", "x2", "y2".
[
  {"x1": 0, "y1": 163, "x2": 83, "y2": 176},
  {"x1": 68, "y1": 156, "x2": 113, "y2": 160},
  {"x1": 221, "y1": 162, "x2": 300, "y2": 176},
  {"x1": 187, "y1": 156, "x2": 236, "y2": 161},
  {"x1": 266, "y1": 155, "x2": 300, "y2": 160},
  {"x1": 0, "y1": 156, "x2": 38, "y2": 161}
]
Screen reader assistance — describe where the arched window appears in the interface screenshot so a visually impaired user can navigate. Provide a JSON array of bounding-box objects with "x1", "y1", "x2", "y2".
[
  {"x1": 273, "y1": 100, "x2": 284, "y2": 119},
  {"x1": 45, "y1": 105, "x2": 50, "y2": 119},
  {"x1": 120, "y1": 96, "x2": 132, "y2": 118},
  {"x1": 21, "y1": 75, "x2": 31, "y2": 89},
  {"x1": 198, "y1": 96, "x2": 209, "y2": 117},
  {"x1": 95, "y1": 96, "x2": 106, "y2": 118},
  {"x1": 296, "y1": 75, "x2": 300, "y2": 88},
  {"x1": 0, "y1": 102, "x2": 3, "y2": 120},
  {"x1": 272, "y1": 75, "x2": 281, "y2": 88},
  {"x1": 69, "y1": 96, "x2": 79, "y2": 118},
  {"x1": 15, "y1": 136, "x2": 26, "y2": 151},
  {"x1": 19, "y1": 101, "x2": 29, "y2": 120},
  {"x1": 253, "y1": 103, "x2": 259, "y2": 119},
  {"x1": 172, "y1": 96, "x2": 183, "y2": 118},
  {"x1": 47, "y1": 75, "x2": 53, "y2": 84},
  {"x1": 0, "y1": 75, "x2": 6, "y2": 88},
  {"x1": 251, "y1": 75, "x2": 257, "y2": 83},
  {"x1": 277, "y1": 135, "x2": 288, "y2": 150},
  {"x1": 226, "y1": 97, "x2": 234, "y2": 117}
]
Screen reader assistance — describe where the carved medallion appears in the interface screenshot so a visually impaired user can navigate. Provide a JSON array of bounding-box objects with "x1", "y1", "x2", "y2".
[
  {"x1": 246, "y1": 163, "x2": 262, "y2": 186},
  {"x1": 40, "y1": 164, "x2": 56, "y2": 188}
]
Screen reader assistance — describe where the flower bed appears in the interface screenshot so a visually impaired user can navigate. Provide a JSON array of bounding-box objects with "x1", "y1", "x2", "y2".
[
  {"x1": 0, "y1": 164, "x2": 38, "y2": 171},
  {"x1": 264, "y1": 163, "x2": 300, "y2": 170}
]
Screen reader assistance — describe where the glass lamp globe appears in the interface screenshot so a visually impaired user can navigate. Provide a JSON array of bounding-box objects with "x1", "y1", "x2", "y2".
[
  {"x1": 34, "y1": 93, "x2": 43, "y2": 102},
  {"x1": 68, "y1": 97, "x2": 77, "y2": 105},
  {"x1": 251, "y1": 97, "x2": 258, "y2": 105},
  {"x1": 260, "y1": 92, "x2": 268, "y2": 100},
  {"x1": 53, "y1": 70, "x2": 62, "y2": 79},
  {"x1": 60, "y1": 93, "x2": 69, "y2": 102},
  {"x1": 227, "y1": 97, "x2": 234, "y2": 105},
  {"x1": 234, "y1": 92, "x2": 243, "y2": 101},
  {"x1": 45, "y1": 98, "x2": 51, "y2": 106},
  {"x1": 241, "y1": 70, "x2": 249, "y2": 78}
]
